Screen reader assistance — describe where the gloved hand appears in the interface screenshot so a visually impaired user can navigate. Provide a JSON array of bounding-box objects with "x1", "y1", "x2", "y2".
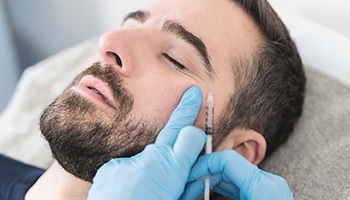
[
  {"x1": 182, "y1": 150, "x2": 294, "y2": 200},
  {"x1": 87, "y1": 86, "x2": 207, "y2": 200}
]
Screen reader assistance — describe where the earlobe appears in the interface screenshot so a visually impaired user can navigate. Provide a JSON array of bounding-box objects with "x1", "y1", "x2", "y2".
[{"x1": 217, "y1": 129, "x2": 267, "y2": 165}]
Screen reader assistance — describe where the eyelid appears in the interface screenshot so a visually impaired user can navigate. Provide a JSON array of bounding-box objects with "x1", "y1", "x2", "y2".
[
  {"x1": 122, "y1": 20, "x2": 141, "y2": 29},
  {"x1": 162, "y1": 52, "x2": 186, "y2": 70},
  {"x1": 161, "y1": 51, "x2": 207, "y2": 81}
]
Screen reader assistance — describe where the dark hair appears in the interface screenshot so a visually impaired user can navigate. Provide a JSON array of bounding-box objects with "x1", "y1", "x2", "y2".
[{"x1": 214, "y1": 0, "x2": 306, "y2": 157}]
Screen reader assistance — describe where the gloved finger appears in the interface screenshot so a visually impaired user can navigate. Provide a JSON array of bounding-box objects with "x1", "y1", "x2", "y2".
[
  {"x1": 180, "y1": 180, "x2": 204, "y2": 200},
  {"x1": 90, "y1": 158, "x2": 126, "y2": 195},
  {"x1": 155, "y1": 85, "x2": 202, "y2": 146},
  {"x1": 188, "y1": 150, "x2": 256, "y2": 190},
  {"x1": 212, "y1": 180, "x2": 240, "y2": 199},
  {"x1": 173, "y1": 126, "x2": 206, "y2": 171},
  {"x1": 181, "y1": 174, "x2": 221, "y2": 200}
]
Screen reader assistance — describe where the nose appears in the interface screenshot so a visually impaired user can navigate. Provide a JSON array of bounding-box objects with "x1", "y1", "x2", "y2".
[
  {"x1": 98, "y1": 29, "x2": 154, "y2": 77},
  {"x1": 99, "y1": 30, "x2": 127, "y2": 76}
]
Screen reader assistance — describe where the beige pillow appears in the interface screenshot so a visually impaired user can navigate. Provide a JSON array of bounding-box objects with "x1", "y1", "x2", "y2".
[{"x1": 261, "y1": 67, "x2": 350, "y2": 199}]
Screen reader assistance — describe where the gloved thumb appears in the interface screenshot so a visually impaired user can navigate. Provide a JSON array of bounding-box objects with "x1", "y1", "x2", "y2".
[{"x1": 156, "y1": 85, "x2": 203, "y2": 146}]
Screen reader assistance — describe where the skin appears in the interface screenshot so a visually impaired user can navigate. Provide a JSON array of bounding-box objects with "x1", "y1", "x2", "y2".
[
  {"x1": 99, "y1": 0, "x2": 263, "y2": 129},
  {"x1": 26, "y1": 0, "x2": 265, "y2": 199}
]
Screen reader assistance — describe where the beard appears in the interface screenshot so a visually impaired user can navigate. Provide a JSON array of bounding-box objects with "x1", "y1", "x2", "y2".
[{"x1": 40, "y1": 63, "x2": 159, "y2": 182}]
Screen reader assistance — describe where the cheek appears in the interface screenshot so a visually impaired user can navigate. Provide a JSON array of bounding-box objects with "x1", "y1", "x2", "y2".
[
  {"x1": 128, "y1": 76, "x2": 192, "y2": 126},
  {"x1": 153, "y1": 88, "x2": 185, "y2": 122},
  {"x1": 193, "y1": 104, "x2": 206, "y2": 130}
]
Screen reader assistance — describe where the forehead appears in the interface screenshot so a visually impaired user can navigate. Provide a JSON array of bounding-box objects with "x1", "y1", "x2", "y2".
[{"x1": 144, "y1": 0, "x2": 262, "y2": 73}]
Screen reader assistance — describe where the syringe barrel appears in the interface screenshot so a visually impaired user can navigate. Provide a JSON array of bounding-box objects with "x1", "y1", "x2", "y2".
[
  {"x1": 206, "y1": 127, "x2": 213, "y2": 135},
  {"x1": 205, "y1": 91, "x2": 214, "y2": 135}
]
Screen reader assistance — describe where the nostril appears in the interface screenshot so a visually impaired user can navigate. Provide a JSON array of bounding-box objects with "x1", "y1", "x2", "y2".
[
  {"x1": 114, "y1": 53, "x2": 123, "y2": 67},
  {"x1": 107, "y1": 51, "x2": 123, "y2": 67}
]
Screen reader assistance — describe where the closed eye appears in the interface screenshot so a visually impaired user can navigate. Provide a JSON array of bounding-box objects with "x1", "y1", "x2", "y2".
[{"x1": 162, "y1": 53, "x2": 185, "y2": 70}]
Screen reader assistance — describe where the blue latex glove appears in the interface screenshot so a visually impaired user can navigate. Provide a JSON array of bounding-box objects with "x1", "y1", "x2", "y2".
[
  {"x1": 182, "y1": 150, "x2": 294, "y2": 200},
  {"x1": 87, "y1": 86, "x2": 207, "y2": 200}
]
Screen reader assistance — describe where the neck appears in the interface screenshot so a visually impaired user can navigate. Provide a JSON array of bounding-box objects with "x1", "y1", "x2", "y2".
[{"x1": 26, "y1": 161, "x2": 91, "y2": 200}]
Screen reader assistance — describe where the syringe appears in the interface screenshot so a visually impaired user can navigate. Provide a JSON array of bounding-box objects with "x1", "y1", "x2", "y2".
[{"x1": 204, "y1": 83, "x2": 214, "y2": 200}]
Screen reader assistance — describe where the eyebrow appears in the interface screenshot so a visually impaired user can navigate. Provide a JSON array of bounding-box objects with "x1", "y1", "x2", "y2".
[
  {"x1": 124, "y1": 10, "x2": 213, "y2": 77},
  {"x1": 123, "y1": 10, "x2": 150, "y2": 23}
]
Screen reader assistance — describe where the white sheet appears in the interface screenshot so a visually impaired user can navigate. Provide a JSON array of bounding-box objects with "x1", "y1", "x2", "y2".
[{"x1": 278, "y1": 11, "x2": 350, "y2": 86}]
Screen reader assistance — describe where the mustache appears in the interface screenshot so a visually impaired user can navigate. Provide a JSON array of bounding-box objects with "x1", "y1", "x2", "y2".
[{"x1": 70, "y1": 62, "x2": 134, "y2": 114}]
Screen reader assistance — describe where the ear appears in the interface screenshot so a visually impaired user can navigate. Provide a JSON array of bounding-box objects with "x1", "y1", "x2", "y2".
[{"x1": 217, "y1": 129, "x2": 266, "y2": 165}]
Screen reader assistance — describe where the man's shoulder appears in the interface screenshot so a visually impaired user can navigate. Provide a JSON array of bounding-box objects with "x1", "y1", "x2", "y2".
[{"x1": 0, "y1": 154, "x2": 45, "y2": 200}]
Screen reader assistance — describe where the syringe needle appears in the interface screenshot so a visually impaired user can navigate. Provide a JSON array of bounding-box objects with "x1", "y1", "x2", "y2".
[{"x1": 204, "y1": 83, "x2": 214, "y2": 200}]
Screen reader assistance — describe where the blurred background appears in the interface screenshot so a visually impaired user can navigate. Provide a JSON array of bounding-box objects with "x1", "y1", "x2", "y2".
[
  {"x1": 0, "y1": 0, "x2": 151, "y2": 112},
  {"x1": 0, "y1": 0, "x2": 349, "y2": 112}
]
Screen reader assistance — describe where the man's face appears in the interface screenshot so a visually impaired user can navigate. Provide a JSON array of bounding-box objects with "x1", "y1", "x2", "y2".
[{"x1": 40, "y1": 0, "x2": 262, "y2": 182}]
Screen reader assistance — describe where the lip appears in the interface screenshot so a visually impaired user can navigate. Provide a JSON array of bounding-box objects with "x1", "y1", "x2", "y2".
[{"x1": 72, "y1": 75, "x2": 117, "y2": 110}]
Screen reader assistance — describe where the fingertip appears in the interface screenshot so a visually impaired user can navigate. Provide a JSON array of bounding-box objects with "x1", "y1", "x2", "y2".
[
  {"x1": 156, "y1": 86, "x2": 203, "y2": 147},
  {"x1": 182, "y1": 85, "x2": 203, "y2": 106},
  {"x1": 186, "y1": 85, "x2": 202, "y2": 96}
]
